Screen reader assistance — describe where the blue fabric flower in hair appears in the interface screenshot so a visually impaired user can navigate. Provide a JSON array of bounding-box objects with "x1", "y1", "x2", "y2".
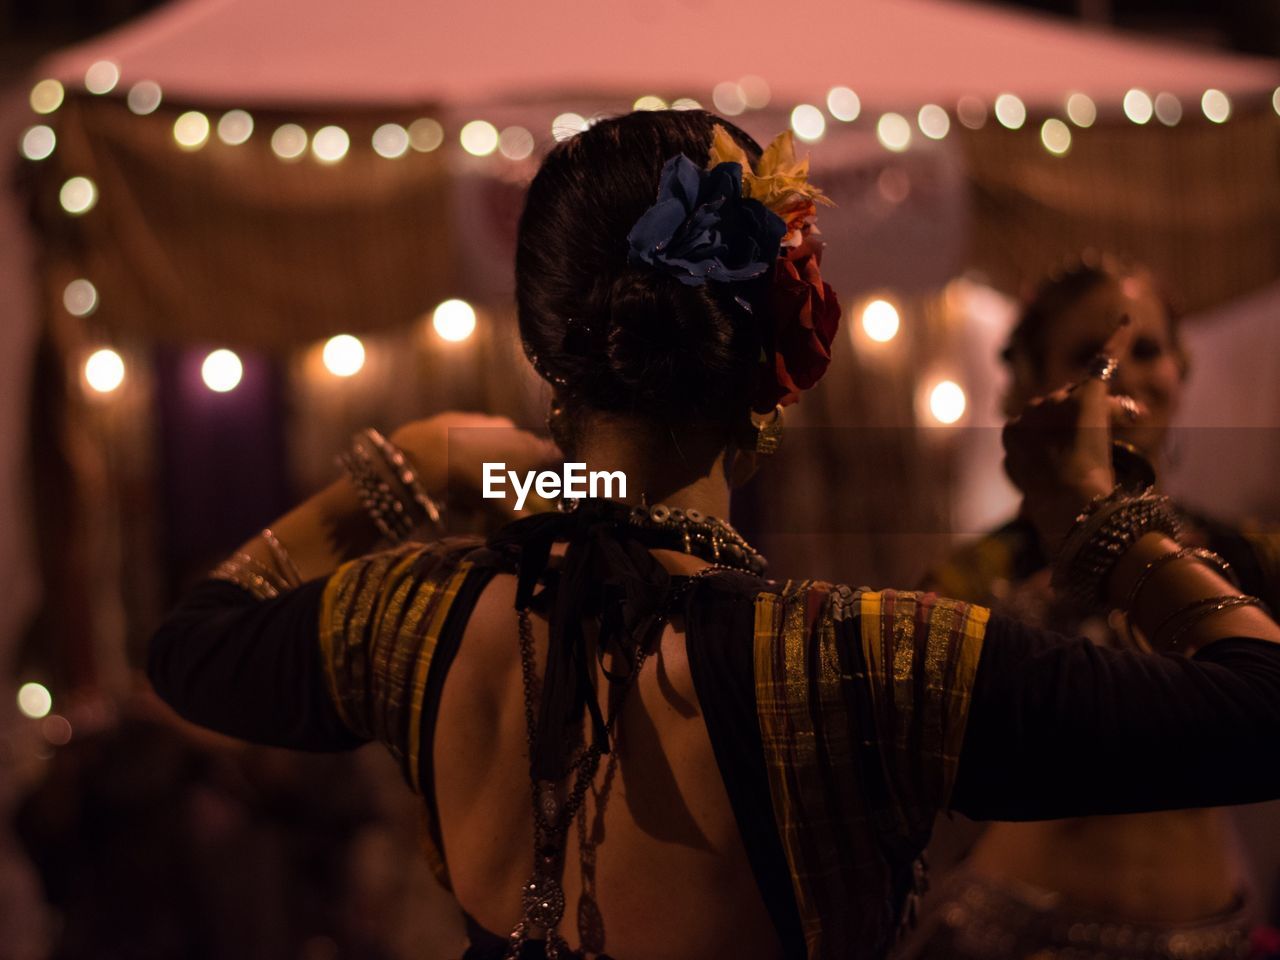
[{"x1": 627, "y1": 155, "x2": 786, "y2": 287}]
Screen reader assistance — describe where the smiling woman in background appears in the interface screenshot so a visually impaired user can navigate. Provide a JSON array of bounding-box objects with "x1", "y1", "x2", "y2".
[
  {"x1": 905, "y1": 257, "x2": 1280, "y2": 960},
  {"x1": 148, "y1": 114, "x2": 1280, "y2": 960}
]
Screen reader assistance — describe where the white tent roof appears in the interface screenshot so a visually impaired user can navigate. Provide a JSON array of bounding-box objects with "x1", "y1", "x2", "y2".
[{"x1": 41, "y1": 0, "x2": 1280, "y2": 112}]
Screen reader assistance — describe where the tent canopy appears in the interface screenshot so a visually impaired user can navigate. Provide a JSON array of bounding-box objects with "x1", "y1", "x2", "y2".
[{"x1": 41, "y1": 0, "x2": 1280, "y2": 112}]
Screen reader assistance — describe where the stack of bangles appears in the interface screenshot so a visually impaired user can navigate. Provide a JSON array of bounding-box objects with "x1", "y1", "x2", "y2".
[
  {"x1": 1051, "y1": 485, "x2": 1264, "y2": 650},
  {"x1": 211, "y1": 429, "x2": 442, "y2": 599},
  {"x1": 336, "y1": 428, "x2": 444, "y2": 543}
]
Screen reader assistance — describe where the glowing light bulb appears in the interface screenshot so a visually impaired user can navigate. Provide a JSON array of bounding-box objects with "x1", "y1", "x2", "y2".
[
  {"x1": 30, "y1": 79, "x2": 65, "y2": 115},
  {"x1": 126, "y1": 81, "x2": 163, "y2": 115},
  {"x1": 372, "y1": 123, "x2": 410, "y2": 159},
  {"x1": 84, "y1": 348, "x2": 125, "y2": 393},
  {"x1": 60, "y1": 176, "x2": 97, "y2": 215},
  {"x1": 84, "y1": 60, "x2": 120, "y2": 95},
  {"x1": 994, "y1": 94, "x2": 1026, "y2": 130},
  {"x1": 432, "y1": 299, "x2": 476, "y2": 342},
  {"x1": 1201, "y1": 89, "x2": 1230, "y2": 124},
  {"x1": 790, "y1": 104, "x2": 825, "y2": 142},
  {"x1": 1123, "y1": 89, "x2": 1153, "y2": 124},
  {"x1": 551, "y1": 113, "x2": 589, "y2": 142},
  {"x1": 826, "y1": 86, "x2": 860, "y2": 122},
  {"x1": 633, "y1": 95, "x2": 668, "y2": 111},
  {"x1": 1154, "y1": 93, "x2": 1182, "y2": 127},
  {"x1": 1065, "y1": 93, "x2": 1096, "y2": 128},
  {"x1": 861, "y1": 299, "x2": 900, "y2": 343},
  {"x1": 173, "y1": 111, "x2": 211, "y2": 150},
  {"x1": 202, "y1": 349, "x2": 243, "y2": 392},
  {"x1": 1040, "y1": 118, "x2": 1072, "y2": 156},
  {"x1": 712, "y1": 81, "x2": 747, "y2": 116},
  {"x1": 408, "y1": 118, "x2": 444, "y2": 152},
  {"x1": 876, "y1": 113, "x2": 911, "y2": 152},
  {"x1": 1273, "y1": 87, "x2": 1280, "y2": 117},
  {"x1": 928, "y1": 380, "x2": 966, "y2": 424},
  {"x1": 917, "y1": 104, "x2": 950, "y2": 140},
  {"x1": 17, "y1": 682, "x2": 52, "y2": 719},
  {"x1": 322, "y1": 334, "x2": 365, "y2": 376},
  {"x1": 738, "y1": 76, "x2": 770, "y2": 109},
  {"x1": 271, "y1": 124, "x2": 308, "y2": 160},
  {"x1": 499, "y1": 126, "x2": 535, "y2": 160},
  {"x1": 20, "y1": 125, "x2": 56, "y2": 161},
  {"x1": 217, "y1": 110, "x2": 254, "y2": 145},
  {"x1": 63, "y1": 278, "x2": 98, "y2": 317},
  {"x1": 311, "y1": 125, "x2": 350, "y2": 163}
]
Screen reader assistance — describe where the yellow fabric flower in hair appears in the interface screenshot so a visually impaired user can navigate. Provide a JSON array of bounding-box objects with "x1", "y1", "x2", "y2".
[{"x1": 709, "y1": 124, "x2": 832, "y2": 254}]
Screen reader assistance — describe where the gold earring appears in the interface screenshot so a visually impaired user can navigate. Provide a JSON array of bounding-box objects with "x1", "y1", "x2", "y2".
[
  {"x1": 547, "y1": 399, "x2": 573, "y2": 452},
  {"x1": 744, "y1": 405, "x2": 784, "y2": 455}
]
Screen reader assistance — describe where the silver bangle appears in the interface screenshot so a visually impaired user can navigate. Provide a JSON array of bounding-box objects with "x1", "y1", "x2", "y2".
[
  {"x1": 260, "y1": 527, "x2": 302, "y2": 587},
  {"x1": 1123, "y1": 546, "x2": 1237, "y2": 611},
  {"x1": 209, "y1": 552, "x2": 288, "y2": 600},
  {"x1": 1156, "y1": 594, "x2": 1264, "y2": 651},
  {"x1": 362, "y1": 428, "x2": 443, "y2": 529}
]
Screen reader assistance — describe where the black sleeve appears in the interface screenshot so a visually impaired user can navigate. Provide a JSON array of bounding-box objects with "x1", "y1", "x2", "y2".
[
  {"x1": 951, "y1": 613, "x2": 1280, "y2": 821},
  {"x1": 147, "y1": 578, "x2": 368, "y2": 752}
]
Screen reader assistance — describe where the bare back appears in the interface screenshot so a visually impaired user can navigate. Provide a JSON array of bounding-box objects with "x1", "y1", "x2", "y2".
[{"x1": 433, "y1": 555, "x2": 784, "y2": 959}]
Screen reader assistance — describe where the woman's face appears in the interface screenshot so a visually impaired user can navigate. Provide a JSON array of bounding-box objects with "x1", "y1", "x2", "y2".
[{"x1": 1033, "y1": 274, "x2": 1185, "y2": 458}]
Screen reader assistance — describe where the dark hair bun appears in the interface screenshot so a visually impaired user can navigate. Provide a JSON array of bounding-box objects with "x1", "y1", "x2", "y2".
[{"x1": 516, "y1": 110, "x2": 766, "y2": 433}]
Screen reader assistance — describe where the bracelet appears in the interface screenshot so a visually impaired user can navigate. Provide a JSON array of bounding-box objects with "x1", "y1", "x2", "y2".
[
  {"x1": 339, "y1": 444, "x2": 416, "y2": 542},
  {"x1": 260, "y1": 527, "x2": 302, "y2": 587},
  {"x1": 1123, "y1": 547, "x2": 1237, "y2": 611},
  {"x1": 1051, "y1": 488, "x2": 1183, "y2": 612},
  {"x1": 1154, "y1": 594, "x2": 1264, "y2": 650},
  {"x1": 362, "y1": 428, "x2": 443, "y2": 529},
  {"x1": 209, "y1": 552, "x2": 289, "y2": 600}
]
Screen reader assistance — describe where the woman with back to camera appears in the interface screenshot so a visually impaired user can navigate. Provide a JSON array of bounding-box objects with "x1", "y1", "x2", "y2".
[
  {"x1": 904, "y1": 258, "x2": 1280, "y2": 960},
  {"x1": 149, "y1": 111, "x2": 1280, "y2": 960}
]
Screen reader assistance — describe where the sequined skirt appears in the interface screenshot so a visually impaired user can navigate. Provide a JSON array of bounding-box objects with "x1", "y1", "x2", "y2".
[{"x1": 896, "y1": 871, "x2": 1251, "y2": 960}]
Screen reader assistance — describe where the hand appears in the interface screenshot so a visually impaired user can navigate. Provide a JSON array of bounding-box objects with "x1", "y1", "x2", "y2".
[
  {"x1": 1002, "y1": 318, "x2": 1144, "y2": 546},
  {"x1": 390, "y1": 412, "x2": 563, "y2": 518}
]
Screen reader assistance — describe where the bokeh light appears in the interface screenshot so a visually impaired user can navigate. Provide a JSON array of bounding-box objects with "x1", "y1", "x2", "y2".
[
  {"x1": 84, "y1": 60, "x2": 120, "y2": 95},
  {"x1": 43, "y1": 715, "x2": 73, "y2": 746},
  {"x1": 1123, "y1": 89, "x2": 1153, "y2": 124},
  {"x1": 84, "y1": 348, "x2": 125, "y2": 394},
  {"x1": 1153, "y1": 93, "x2": 1182, "y2": 126},
  {"x1": 671, "y1": 98, "x2": 702, "y2": 111},
  {"x1": 270, "y1": 124, "x2": 308, "y2": 160},
  {"x1": 1065, "y1": 93, "x2": 1096, "y2": 128},
  {"x1": 738, "y1": 76, "x2": 770, "y2": 109},
  {"x1": 17, "y1": 682, "x2": 52, "y2": 719},
  {"x1": 956, "y1": 96, "x2": 986, "y2": 130},
  {"x1": 876, "y1": 113, "x2": 911, "y2": 152},
  {"x1": 202, "y1": 349, "x2": 243, "y2": 392},
  {"x1": 432, "y1": 299, "x2": 476, "y2": 342},
  {"x1": 712, "y1": 81, "x2": 747, "y2": 116},
  {"x1": 372, "y1": 123, "x2": 410, "y2": 158},
  {"x1": 30, "y1": 79, "x2": 65, "y2": 115},
  {"x1": 551, "y1": 113, "x2": 589, "y2": 142},
  {"x1": 173, "y1": 111, "x2": 211, "y2": 150},
  {"x1": 460, "y1": 120, "x2": 498, "y2": 156},
  {"x1": 408, "y1": 118, "x2": 444, "y2": 152},
  {"x1": 1201, "y1": 89, "x2": 1231, "y2": 123},
  {"x1": 322, "y1": 334, "x2": 365, "y2": 377},
  {"x1": 1274, "y1": 88, "x2": 1280, "y2": 117},
  {"x1": 312, "y1": 125, "x2": 350, "y2": 163},
  {"x1": 217, "y1": 110, "x2": 254, "y2": 145},
  {"x1": 993, "y1": 94, "x2": 1026, "y2": 130},
  {"x1": 63, "y1": 278, "x2": 98, "y2": 317},
  {"x1": 20, "y1": 125, "x2": 56, "y2": 161},
  {"x1": 861, "y1": 299, "x2": 900, "y2": 343},
  {"x1": 790, "y1": 104, "x2": 825, "y2": 142},
  {"x1": 1040, "y1": 118, "x2": 1072, "y2": 156},
  {"x1": 126, "y1": 81, "x2": 163, "y2": 115},
  {"x1": 633, "y1": 95, "x2": 668, "y2": 111},
  {"x1": 826, "y1": 86, "x2": 860, "y2": 122},
  {"x1": 917, "y1": 104, "x2": 950, "y2": 140},
  {"x1": 499, "y1": 126, "x2": 535, "y2": 160},
  {"x1": 928, "y1": 380, "x2": 966, "y2": 424},
  {"x1": 59, "y1": 176, "x2": 97, "y2": 215}
]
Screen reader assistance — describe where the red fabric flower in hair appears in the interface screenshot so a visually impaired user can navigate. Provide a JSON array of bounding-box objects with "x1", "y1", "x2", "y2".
[{"x1": 756, "y1": 249, "x2": 841, "y2": 411}]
